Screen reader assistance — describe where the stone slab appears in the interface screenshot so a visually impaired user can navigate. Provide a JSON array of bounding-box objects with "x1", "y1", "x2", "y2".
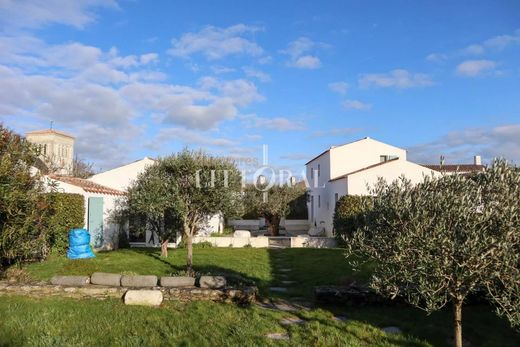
[
  {"x1": 382, "y1": 326, "x2": 402, "y2": 334},
  {"x1": 90, "y1": 272, "x2": 121, "y2": 287},
  {"x1": 121, "y1": 275, "x2": 157, "y2": 287},
  {"x1": 266, "y1": 333, "x2": 289, "y2": 340},
  {"x1": 124, "y1": 290, "x2": 163, "y2": 306},
  {"x1": 160, "y1": 276, "x2": 195, "y2": 287},
  {"x1": 280, "y1": 317, "x2": 305, "y2": 325},
  {"x1": 199, "y1": 276, "x2": 226, "y2": 289},
  {"x1": 50, "y1": 275, "x2": 90, "y2": 286}
]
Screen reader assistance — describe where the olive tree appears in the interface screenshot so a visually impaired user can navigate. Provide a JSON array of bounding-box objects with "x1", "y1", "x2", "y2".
[
  {"x1": 125, "y1": 150, "x2": 242, "y2": 272},
  {"x1": 243, "y1": 183, "x2": 307, "y2": 236},
  {"x1": 124, "y1": 164, "x2": 180, "y2": 257},
  {"x1": 345, "y1": 160, "x2": 519, "y2": 347}
]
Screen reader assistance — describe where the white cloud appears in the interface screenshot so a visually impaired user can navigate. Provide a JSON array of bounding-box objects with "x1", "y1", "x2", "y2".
[
  {"x1": 429, "y1": 29, "x2": 520, "y2": 62},
  {"x1": 139, "y1": 53, "x2": 159, "y2": 65},
  {"x1": 408, "y1": 124, "x2": 520, "y2": 164},
  {"x1": 241, "y1": 114, "x2": 305, "y2": 131},
  {"x1": 0, "y1": 0, "x2": 118, "y2": 30},
  {"x1": 282, "y1": 37, "x2": 325, "y2": 69},
  {"x1": 359, "y1": 69, "x2": 434, "y2": 89},
  {"x1": 455, "y1": 59, "x2": 496, "y2": 77},
  {"x1": 211, "y1": 66, "x2": 236, "y2": 74},
  {"x1": 293, "y1": 55, "x2": 321, "y2": 69},
  {"x1": 168, "y1": 24, "x2": 264, "y2": 60},
  {"x1": 462, "y1": 44, "x2": 485, "y2": 55},
  {"x1": 342, "y1": 99, "x2": 371, "y2": 111},
  {"x1": 328, "y1": 81, "x2": 349, "y2": 95},
  {"x1": 243, "y1": 67, "x2": 271, "y2": 82},
  {"x1": 311, "y1": 127, "x2": 361, "y2": 138},
  {"x1": 426, "y1": 53, "x2": 448, "y2": 63},
  {"x1": 147, "y1": 127, "x2": 237, "y2": 151}
]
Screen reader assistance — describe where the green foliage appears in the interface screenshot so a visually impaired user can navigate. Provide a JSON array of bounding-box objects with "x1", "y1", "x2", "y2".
[
  {"x1": 243, "y1": 184, "x2": 308, "y2": 236},
  {"x1": 287, "y1": 189, "x2": 309, "y2": 219},
  {"x1": 177, "y1": 240, "x2": 213, "y2": 249},
  {"x1": 122, "y1": 149, "x2": 242, "y2": 271},
  {"x1": 0, "y1": 125, "x2": 50, "y2": 266},
  {"x1": 210, "y1": 226, "x2": 234, "y2": 237},
  {"x1": 46, "y1": 193, "x2": 85, "y2": 255},
  {"x1": 345, "y1": 159, "x2": 520, "y2": 344},
  {"x1": 333, "y1": 195, "x2": 372, "y2": 241}
]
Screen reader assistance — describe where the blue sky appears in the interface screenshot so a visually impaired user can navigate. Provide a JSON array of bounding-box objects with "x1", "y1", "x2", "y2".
[{"x1": 0, "y1": 0, "x2": 519, "y2": 173}]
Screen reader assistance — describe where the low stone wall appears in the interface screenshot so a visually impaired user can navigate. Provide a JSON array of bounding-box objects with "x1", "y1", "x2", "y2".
[
  {"x1": 0, "y1": 281, "x2": 257, "y2": 305},
  {"x1": 192, "y1": 236, "x2": 337, "y2": 248}
]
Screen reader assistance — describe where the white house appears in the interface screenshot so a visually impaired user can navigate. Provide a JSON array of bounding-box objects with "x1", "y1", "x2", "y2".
[
  {"x1": 45, "y1": 175, "x2": 125, "y2": 248},
  {"x1": 88, "y1": 157, "x2": 224, "y2": 246},
  {"x1": 305, "y1": 137, "x2": 440, "y2": 236}
]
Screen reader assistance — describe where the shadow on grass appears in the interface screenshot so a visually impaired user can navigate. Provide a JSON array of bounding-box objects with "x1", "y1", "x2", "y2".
[{"x1": 265, "y1": 247, "x2": 520, "y2": 347}]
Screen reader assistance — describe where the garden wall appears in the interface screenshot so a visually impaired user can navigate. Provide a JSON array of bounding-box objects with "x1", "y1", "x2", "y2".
[{"x1": 192, "y1": 235, "x2": 337, "y2": 248}]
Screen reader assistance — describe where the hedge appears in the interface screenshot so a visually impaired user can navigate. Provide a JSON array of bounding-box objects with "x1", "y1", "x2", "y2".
[
  {"x1": 46, "y1": 193, "x2": 85, "y2": 254},
  {"x1": 333, "y1": 195, "x2": 372, "y2": 241}
]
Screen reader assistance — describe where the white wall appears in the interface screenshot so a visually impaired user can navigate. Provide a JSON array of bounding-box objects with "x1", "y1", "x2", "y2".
[
  {"x1": 89, "y1": 157, "x2": 156, "y2": 192},
  {"x1": 191, "y1": 235, "x2": 336, "y2": 248},
  {"x1": 347, "y1": 159, "x2": 438, "y2": 195},
  {"x1": 329, "y1": 137, "x2": 407, "y2": 180}
]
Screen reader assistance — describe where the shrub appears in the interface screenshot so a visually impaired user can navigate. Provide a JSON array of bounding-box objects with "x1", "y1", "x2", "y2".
[
  {"x1": 333, "y1": 195, "x2": 372, "y2": 241},
  {"x1": 1, "y1": 125, "x2": 50, "y2": 267},
  {"x1": 46, "y1": 193, "x2": 85, "y2": 255}
]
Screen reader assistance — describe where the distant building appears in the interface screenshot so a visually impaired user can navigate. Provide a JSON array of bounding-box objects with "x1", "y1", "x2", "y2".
[{"x1": 26, "y1": 129, "x2": 75, "y2": 176}]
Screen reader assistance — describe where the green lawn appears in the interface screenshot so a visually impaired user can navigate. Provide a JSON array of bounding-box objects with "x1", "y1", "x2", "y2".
[
  {"x1": 23, "y1": 247, "x2": 370, "y2": 298},
  {"x1": 2, "y1": 247, "x2": 517, "y2": 347}
]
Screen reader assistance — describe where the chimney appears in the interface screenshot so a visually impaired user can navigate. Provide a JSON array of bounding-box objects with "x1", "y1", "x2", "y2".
[{"x1": 474, "y1": 155, "x2": 482, "y2": 165}]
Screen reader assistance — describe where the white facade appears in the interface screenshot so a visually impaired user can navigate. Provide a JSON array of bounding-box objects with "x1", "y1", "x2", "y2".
[
  {"x1": 306, "y1": 137, "x2": 438, "y2": 236},
  {"x1": 89, "y1": 157, "x2": 156, "y2": 191}
]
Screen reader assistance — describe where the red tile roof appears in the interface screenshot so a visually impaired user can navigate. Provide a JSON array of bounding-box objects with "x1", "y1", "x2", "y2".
[
  {"x1": 329, "y1": 158, "x2": 400, "y2": 182},
  {"x1": 420, "y1": 164, "x2": 485, "y2": 173},
  {"x1": 49, "y1": 175, "x2": 125, "y2": 195}
]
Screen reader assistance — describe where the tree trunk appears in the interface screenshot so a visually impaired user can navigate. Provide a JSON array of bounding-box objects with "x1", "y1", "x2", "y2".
[
  {"x1": 160, "y1": 239, "x2": 169, "y2": 257},
  {"x1": 268, "y1": 215, "x2": 280, "y2": 236},
  {"x1": 186, "y1": 233, "x2": 193, "y2": 275},
  {"x1": 453, "y1": 299, "x2": 463, "y2": 347}
]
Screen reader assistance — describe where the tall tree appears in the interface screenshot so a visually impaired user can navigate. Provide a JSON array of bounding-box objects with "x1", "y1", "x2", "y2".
[
  {"x1": 0, "y1": 125, "x2": 51, "y2": 266},
  {"x1": 345, "y1": 160, "x2": 520, "y2": 347},
  {"x1": 72, "y1": 156, "x2": 96, "y2": 178},
  {"x1": 243, "y1": 183, "x2": 307, "y2": 236},
  {"x1": 125, "y1": 150, "x2": 242, "y2": 272}
]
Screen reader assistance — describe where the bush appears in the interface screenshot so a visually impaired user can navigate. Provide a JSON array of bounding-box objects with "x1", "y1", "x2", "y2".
[
  {"x1": 333, "y1": 195, "x2": 372, "y2": 241},
  {"x1": 177, "y1": 240, "x2": 213, "y2": 249},
  {"x1": 46, "y1": 193, "x2": 85, "y2": 255},
  {"x1": 1, "y1": 125, "x2": 50, "y2": 267}
]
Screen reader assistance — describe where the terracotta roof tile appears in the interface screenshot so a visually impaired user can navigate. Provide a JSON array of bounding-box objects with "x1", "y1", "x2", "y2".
[
  {"x1": 50, "y1": 175, "x2": 125, "y2": 195},
  {"x1": 421, "y1": 164, "x2": 485, "y2": 173}
]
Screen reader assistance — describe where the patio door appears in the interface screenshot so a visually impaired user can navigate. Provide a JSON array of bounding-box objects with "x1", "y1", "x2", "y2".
[{"x1": 88, "y1": 197, "x2": 104, "y2": 248}]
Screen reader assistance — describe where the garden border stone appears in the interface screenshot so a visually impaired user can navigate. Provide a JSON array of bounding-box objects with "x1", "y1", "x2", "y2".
[
  {"x1": 90, "y1": 272, "x2": 122, "y2": 286},
  {"x1": 121, "y1": 275, "x2": 157, "y2": 287}
]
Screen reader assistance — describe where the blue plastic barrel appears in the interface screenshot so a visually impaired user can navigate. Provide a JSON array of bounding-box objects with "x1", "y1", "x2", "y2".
[{"x1": 67, "y1": 228, "x2": 95, "y2": 259}]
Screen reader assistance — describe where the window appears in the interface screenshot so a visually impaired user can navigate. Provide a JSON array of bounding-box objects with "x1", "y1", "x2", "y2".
[
  {"x1": 318, "y1": 164, "x2": 320, "y2": 177},
  {"x1": 310, "y1": 167, "x2": 314, "y2": 179},
  {"x1": 318, "y1": 195, "x2": 321, "y2": 208},
  {"x1": 335, "y1": 193, "x2": 339, "y2": 203}
]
